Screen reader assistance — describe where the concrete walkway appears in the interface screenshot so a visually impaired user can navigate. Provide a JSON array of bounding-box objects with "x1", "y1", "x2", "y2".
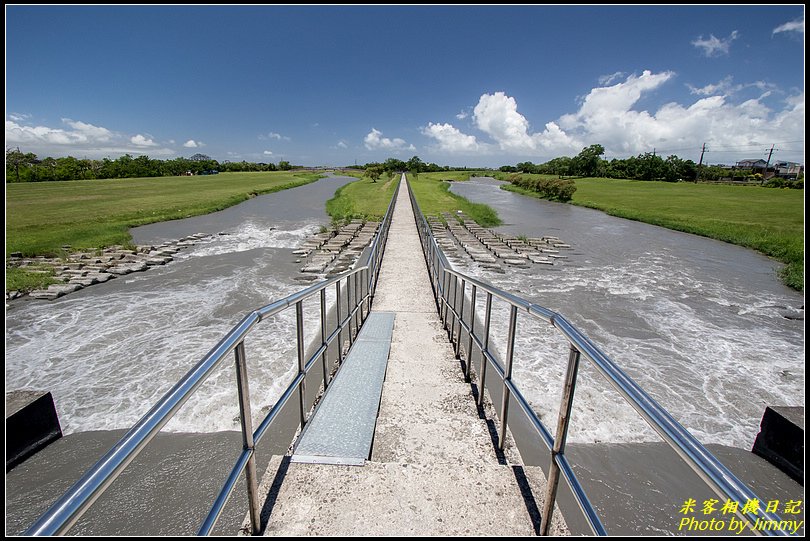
[{"x1": 255, "y1": 177, "x2": 568, "y2": 536}]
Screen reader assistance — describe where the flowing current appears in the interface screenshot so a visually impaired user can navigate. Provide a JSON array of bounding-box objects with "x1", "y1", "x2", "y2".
[
  {"x1": 448, "y1": 178, "x2": 804, "y2": 449},
  {"x1": 5, "y1": 175, "x2": 804, "y2": 450},
  {"x1": 5, "y1": 175, "x2": 354, "y2": 435}
]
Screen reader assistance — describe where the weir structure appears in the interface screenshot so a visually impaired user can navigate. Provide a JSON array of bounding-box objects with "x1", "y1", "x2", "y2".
[{"x1": 24, "y1": 174, "x2": 792, "y2": 536}]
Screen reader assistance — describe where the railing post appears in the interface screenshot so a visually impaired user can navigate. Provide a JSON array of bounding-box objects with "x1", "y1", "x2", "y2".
[
  {"x1": 478, "y1": 292, "x2": 493, "y2": 407},
  {"x1": 465, "y1": 285, "x2": 476, "y2": 382},
  {"x1": 541, "y1": 344, "x2": 581, "y2": 535},
  {"x1": 335, "y1": 281, "x2": 343, "y2": 363},
  {"x1": 455, "y1": 279, "x2": 466, "y2": 359},
  {"x1": 320, "y1": 288, "x2": 328, "y2": 392},
  {"x1": 346, "y1": 275, "x2": 354, "y2": 347},
  {"x1": 448, "y1": 274, "x2": 458, "y2": 344},
  {"x1": 295, "y1": 301, "x2": 306, "y2": 428},
  {"x1": 233, "y1": 341, "x2": 261, "y2": 535},
  {"x1": 440, "y1": 271, "x2": 450, "y2": 327},
  {"x1": 498, "y1": 305, "x2": 518, "y2": 451}
]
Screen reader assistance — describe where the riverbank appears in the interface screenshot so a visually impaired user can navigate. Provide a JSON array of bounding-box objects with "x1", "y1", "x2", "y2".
[
  {"x1": 326, "y1": 172, "x2": 501, "y2": 227},
  {"x1": 500, "y1": 178, "x2": 804, "y2": 290},
  {"x1": 5, "y1": 171, "x2": 324, "y2": 292}
]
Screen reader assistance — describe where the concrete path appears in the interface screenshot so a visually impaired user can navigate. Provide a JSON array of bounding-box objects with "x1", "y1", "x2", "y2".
[{"x1": 254, "y1": 176, "x2": 568, "y2": 536}]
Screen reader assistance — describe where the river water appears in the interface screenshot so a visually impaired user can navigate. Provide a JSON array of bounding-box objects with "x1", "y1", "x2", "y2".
[
  {"x1": 448, "y1": 178, "x2": 804, "y2": 449},
  {"x1": 5, "y1": 175, "x2": 803, "y2": 451},
  {"x1": 5, "y1": 174, "x2": 355, "y2": 435}
]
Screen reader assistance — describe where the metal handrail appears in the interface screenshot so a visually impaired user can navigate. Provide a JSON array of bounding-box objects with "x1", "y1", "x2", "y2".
[
  {"x1": 25, "y1": 177, "x2": 399, "y2": 537},
  {"x1": 406, "y1": 177, "x2": 788, "y2": 536}
]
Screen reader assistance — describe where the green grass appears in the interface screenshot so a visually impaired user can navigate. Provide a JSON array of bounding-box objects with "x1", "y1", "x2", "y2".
[
  {"x1": 324, "y1": 172, "x2": 501, "y2": 228},
  {"x1": 6, "y1": 266, "x2": 59, "y2": 292},
  {"x1": 410, "y1": 173, "x2": 501, "y2": 227},
  {"x1": 326, "y1": 176, "x2": 400, "y2": 221},
  {"x1": 6, "y1": 171, "x2": 323, "y2": 257},
  {"x1": 502, "y1": 176, "x2": 804, "y2": 290}
]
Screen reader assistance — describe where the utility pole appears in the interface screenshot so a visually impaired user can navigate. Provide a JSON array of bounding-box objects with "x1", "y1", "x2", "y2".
[
  {"x1": 763, "y1": 144, "x2": 777, "y2": 184},
  {"x1": 695, "y1": 143, "x2": 706, "y2": 183}
]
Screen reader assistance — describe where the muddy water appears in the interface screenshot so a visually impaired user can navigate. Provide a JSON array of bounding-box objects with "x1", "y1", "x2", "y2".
[
  {"x1": 449, "y1": 178, "x2": 804, "y2": 449},
  {"x1": 5, "y1": 174, "x2": 356, "y2": 436}
]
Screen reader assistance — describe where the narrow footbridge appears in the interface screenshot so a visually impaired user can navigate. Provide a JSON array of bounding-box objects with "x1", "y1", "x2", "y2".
[{"x1": 25, "y1": 175, "x2": 790, "y2": 536}]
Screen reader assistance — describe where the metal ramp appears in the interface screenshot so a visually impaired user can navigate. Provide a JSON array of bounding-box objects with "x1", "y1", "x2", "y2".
[{"x1": 291, "y1": 312, "x2": 395, "y2": 466}]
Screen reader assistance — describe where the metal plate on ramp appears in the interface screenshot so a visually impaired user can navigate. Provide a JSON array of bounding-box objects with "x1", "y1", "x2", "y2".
[{"x1": 292, "y1": 312, "x2": 395, "y2": 466}]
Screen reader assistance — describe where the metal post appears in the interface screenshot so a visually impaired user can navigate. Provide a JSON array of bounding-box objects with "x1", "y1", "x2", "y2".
[
  {"x1": 478, "y1": 292, "x2": 493, "y2": 407},
  {"x1": 320, "y1": 288, "x2": 328, "y2": 392},
  {"x1": 448, "y1": 274, "x2": 458, "y2": 344},
  {"x1": 335, "y1": 281, "x2": 343, "y2": 363},
  {"x1": 465, "y1": 285, "x2": 477, "y2": 382},
  {"x1": 295, "y1": 301, "x2": 306, "y2": 428},
  {"x1": 498, "y1": 305, "x2": 518, "y2": 451},
  {"x1": 541, "y1": 345, "x2": 581, "y2": 535},
  {"x1": 233, "y1": 341, "x2": 261, "y2": 535},
  {"x1": 455, "y1": 279, "x2": 466, "y2": 359},
  {"x1": 441, "y1": 271, "x2": 450, "y2": 326},
  {"x1": 354, "y1": 271, "x2": 361, "y2": 328},
  {"x1": 347, "y1": 275, "x2": 354, "y2": 346}
]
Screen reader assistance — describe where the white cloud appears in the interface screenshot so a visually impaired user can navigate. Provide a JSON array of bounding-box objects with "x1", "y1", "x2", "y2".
[
  {"x1": 773, "y1": 16, "x2": 804, "y2": 35},
  {"x1": 4, "y1": 117, "x2": 176, "y2": 158},
  {"x1": 8, "y1": 112, "x2": 31, "y2": 122},
  {"x1": 363, "y1": 128, "x2": 415, "y2": 151},
  {"x1": 598, "y1": 72, "x2": 625, "y2": 86},
  {"x1": 130, "y1": 134, "x2": 157, "y2": 147},
  {"x1": 421, "y1": 122, "x2": 481, "y2": 152},
  {"x1": 263, "y1": 150, "x2": 274, "y2": 155},
  {"x1": 473, "y1": 92, "x2": 535, "y2": 152},
  {"x1": 455, "y1": 108, "x2": 471, "y2": 120},
  {"x1": 692, "y1": 30, "x2": 739, "y2": 57},
  {"x1": 183, "y1": 139, "x2": 201, "y2": 148},
  {"x1": 337, "y1": 141, "x2": 348, "y2": 149},
  {"x1": 260, "y1": 131, "x2": 291, "y2": 141},
  {"x1": 428, "y1": 71, "x2": 804, "y2": 164}
]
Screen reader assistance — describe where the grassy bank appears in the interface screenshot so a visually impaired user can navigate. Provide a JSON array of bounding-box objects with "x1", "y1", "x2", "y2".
[
  {"x1": 325, "y1": 172, "x2": 501, "y2": 228},
  {"x1": 6, "y1": 171, "x2": 323, "y2": 257},
  {"x1": 326, "y1": 175, "x2": 400, "y2": 221},
  {"x1": 502, "y1": 177, "x2": 804, "y2": 290},
  {"x1": 410, "y1": 173, "x2": 501, "y2": 227}
]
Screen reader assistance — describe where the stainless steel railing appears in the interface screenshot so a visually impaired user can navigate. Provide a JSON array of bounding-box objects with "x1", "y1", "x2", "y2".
[
  {"x1": 406, "y1": 177, "x2": 788, "y2": 537},
  {"x1": 25, "y1": 178, "x2": 399, "y2": 536}
]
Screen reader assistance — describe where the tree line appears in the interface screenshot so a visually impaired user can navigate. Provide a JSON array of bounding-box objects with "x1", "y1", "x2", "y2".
[{"x1": 5, "y1": 148, "x2": 294, "y2": 182}]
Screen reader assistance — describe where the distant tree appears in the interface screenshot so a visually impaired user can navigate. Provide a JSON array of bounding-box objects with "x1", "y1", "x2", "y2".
[
  {"x1": 189, "y1": 153, "x2": 212, "y2": 161},
  {"x1": 383, "y1": 158, "x2": 407, "y2": 173},
  {"x1": 6, "y1": 147, "x2": 35, "y2": 182},
  {"x1": 406, "y1": 155, "x2": 425, "y2": 173},
  {"x1": 571, "y1": 144, "x2": 605, "y2": 177},
  {"x1": 365, "y1": 164, "x2": 384, "y2": 182},
  {"x1": 278, "y1": 160, "x2": 292, "y2": 171}
]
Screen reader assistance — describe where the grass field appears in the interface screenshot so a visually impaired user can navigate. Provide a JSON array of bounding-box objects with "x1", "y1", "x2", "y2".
[
  {"x1": 6, "y1": 171, "x2": 323, "y2": 257},
  {"x1": 502, "y1": 176, "x2": 804, "y2": 290},
  {"x1": 325, "y1": 172, "x2": 501, "y2": 227}
]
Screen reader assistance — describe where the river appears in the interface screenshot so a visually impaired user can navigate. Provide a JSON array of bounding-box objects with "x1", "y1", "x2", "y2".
[{"x1": 448, "y1": 177, "x2": 804, "y2": 449}]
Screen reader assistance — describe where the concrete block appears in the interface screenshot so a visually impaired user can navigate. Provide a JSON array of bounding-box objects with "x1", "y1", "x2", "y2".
[
  {"x1": 6, "y1": 391, "x2": 62, "y2": 471},
  {"x1": 752, "y1": 406, "x2": 804, "y2": 484}
]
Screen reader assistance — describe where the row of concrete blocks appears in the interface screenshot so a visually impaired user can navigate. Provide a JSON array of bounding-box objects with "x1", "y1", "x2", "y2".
[
  {"x1": 13, "y1": 234, "x2": 212, "y2": 301},
  {"x1": 297, "y1": 222, "x2": 381, "y2": 275}
]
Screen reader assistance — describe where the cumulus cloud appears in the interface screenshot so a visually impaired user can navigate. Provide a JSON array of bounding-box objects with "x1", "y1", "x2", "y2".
[
  {"x1": 183, "y1": 139, "x2": 201, "y2": 148},
  {"x1": 773, "y1": 16, "x2": 804, "y2": 35},
  {"x1": 692, "y1": 30, "x2": 739, "y2": 57},
  {"x1": 263, "y1": 150, "x2": 274, "y2": 155},
  {"x1": 473, "y1": 92, "x2": 535, "y2": 152},
  {"x1": 455, "y1": 108, "x2": 471, "y2": 120},
  {"x1": 363, "y1": 128, "x2": 415, "y2": 151},
  {"x1": 130, "y1": 134, "x2": 157, "y2": 147},
  {"x1": 421, "y1": 122, "x2": 480, "y2": 152},
  {"x1": 8, "y1": 112, "x2": 31, "y2": 122},
  {"x1": 425, "y1": 71, "x2": 804, "y2": 163},
  {"x1": 4, "y1": 117, "x2": 174, "y2": 158},
  {"x1": 337, "y1": 141, "x2": 348, "y2": 149}
]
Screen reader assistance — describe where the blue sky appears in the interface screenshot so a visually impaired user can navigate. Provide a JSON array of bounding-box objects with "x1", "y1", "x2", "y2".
[{"x1": 5, "y1": 5, "x2": 805, "y2": 167}]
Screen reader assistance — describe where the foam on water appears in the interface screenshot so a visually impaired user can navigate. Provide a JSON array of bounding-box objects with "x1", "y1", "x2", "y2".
[
  {"x1": 5, "y1": 221, "x2": 326, "y2": 435},
  {"x1": 455, "y1": 249, "x2": 804, "y2": 448}
]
